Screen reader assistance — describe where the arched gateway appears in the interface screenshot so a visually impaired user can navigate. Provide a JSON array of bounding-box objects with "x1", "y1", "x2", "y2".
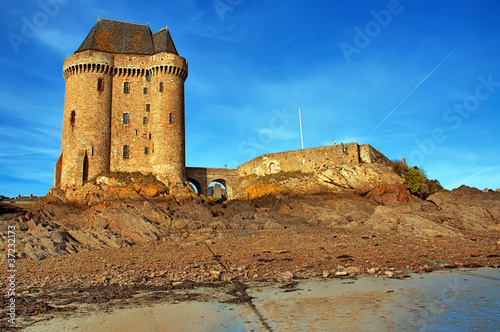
[{"x1": 185, "y1": 167, "x2": 238, "y2": 199}]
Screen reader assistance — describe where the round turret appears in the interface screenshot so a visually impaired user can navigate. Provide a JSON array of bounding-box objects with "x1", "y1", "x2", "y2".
[
  {"x1": 148, "y1": 52, "x2": 188, "y2": 186},
  {"x1": 58, "y1": 51, "x2": 114, "y2": 188}
]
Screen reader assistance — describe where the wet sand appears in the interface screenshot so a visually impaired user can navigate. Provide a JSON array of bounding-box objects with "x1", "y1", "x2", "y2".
[{"x1": 23, "y1": 267, "x2": 500, "y2": 331}]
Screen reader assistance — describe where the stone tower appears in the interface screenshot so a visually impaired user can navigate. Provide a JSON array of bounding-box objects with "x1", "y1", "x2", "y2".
[{"x1": 55, "y1": 18, "x2": 188, "y2": 189}]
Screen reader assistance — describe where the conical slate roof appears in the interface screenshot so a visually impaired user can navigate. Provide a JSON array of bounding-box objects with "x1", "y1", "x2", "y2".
[{"x1": 75, "y1": 18, "x2": 178, "y2": 55}]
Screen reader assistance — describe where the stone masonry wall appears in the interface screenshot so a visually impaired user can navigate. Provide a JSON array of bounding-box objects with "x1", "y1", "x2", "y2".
[
  {"x1": 359, "y1": 144, "x2": 390, "y2": 165},
  {"x1": 57, "y1": 50, "x2": 188, "y2": 189},
  {"x1": 237, "y1": 143, "x2": 390, "y2": 178},
  {"x1": 59, "y1": 51, "x2": 114, "y2": 188},
  {"x1": 237, "y1": 143, "x2": 361, "y2": 177}
]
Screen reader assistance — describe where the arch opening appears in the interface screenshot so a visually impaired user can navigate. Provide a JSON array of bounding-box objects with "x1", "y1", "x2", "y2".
[
  {"x1": 187, "y1": 178, "x2": 201, "y2": 195},
  {"x1": 208, "y1": 179, "x2": 227, "y2": 200},
  {"x1": 269, "y1": 162, "x2": 277, "y2": 174}
]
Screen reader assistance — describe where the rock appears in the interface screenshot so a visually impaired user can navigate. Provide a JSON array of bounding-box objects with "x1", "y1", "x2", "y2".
[
  {"x1": 367, "y1": 267, "x2": 379, "y2": 274},
  {"x1": 364, "y1": 206, "x2": 459, "y2": 237},
  {"x1": 210, "y1": 271, "x2": 221, "y2": 279},
  {"x1": 27, "y1": 219, "x2": 39, "y2": 230},
  {"x1": 172, "y1": 281, "x2": 184, "y2": 288},
  {"x1": 344, "y1": 266, "x2": 361, "y2": 275},
  {"x1": 172, "y1": 219, "x2": 188, "y2": 230},
  {"x1": 281, "y1": 271, "x2": 294, "y2": 280},
  {"x1": 322, "y1": 270, "x2": 330, "y2": 278},
  {"x1": 335, "y1": 271, "x2": 348, "y2": 277},
  {"x1": 384, "y1": 271, "x2": 394, "y2": 278},
  {"x1": 427, "y1": 186, "x2": 500, "y2": 231},
  {"x1": 264, "y1": 220, "x2": 284, "y2": 229}
]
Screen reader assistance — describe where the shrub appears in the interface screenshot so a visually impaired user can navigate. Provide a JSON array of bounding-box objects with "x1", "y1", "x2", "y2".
[
  {"x1": 405, "y1": 166, "x2": 425, "y2": 195},
  {"x1": 390, "y1": 160, "x2": 443, "y2": 198}
]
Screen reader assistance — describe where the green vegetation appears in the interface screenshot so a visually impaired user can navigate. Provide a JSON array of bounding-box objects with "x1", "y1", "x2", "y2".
[
  {"x1": 405, "y1": 167, "x2": 425, "y2": 195},
  {"x1": 390, "y1": 160, "x2": 443, "y2": 199}
]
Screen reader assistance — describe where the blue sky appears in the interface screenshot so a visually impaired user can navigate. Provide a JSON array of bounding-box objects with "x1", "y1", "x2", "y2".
[{"x1": 1, "y1": 0, "x2": 499, "y2": 197}]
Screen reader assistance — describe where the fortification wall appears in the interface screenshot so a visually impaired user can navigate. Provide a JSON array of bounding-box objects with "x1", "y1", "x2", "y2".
[
  {"x1": 58, "y1": 50, "x2": 188, "y2": 189},
  {"x1": 59, "y1": 51, "x2": 114, "y2": 189},
  {"x1": 237, "y1": 143, "x2": 390, "y2": 178},
  {"x1": 108, "y1": 52, "x2": 187, "y2": 186},
  {"x1": 359, "y1": 144, "x2": 390, "y2": 165},
  {"x1": 237, "y1": 143, "x2": 361, "y2": 177},
  {"x1": 147, "y1": 52, "x2": 188, "y2": 185}
]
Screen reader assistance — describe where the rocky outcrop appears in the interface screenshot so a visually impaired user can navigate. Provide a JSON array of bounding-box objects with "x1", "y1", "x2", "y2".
[
  {"x1": 363, "y1": 205, "x2": 459, "y2": 237},
  {"x1": 427, "y1": 185, "x2": 500, "y2": 231},
  {"x1": 236, "y1": 164, "x2": 415, "y2": 206},
  {"x1": 2, "y1": 170, "x2": 499, "y2": 262},
  {"x1": 50, "y1": 172, "x2": 184, "y2": 203}
]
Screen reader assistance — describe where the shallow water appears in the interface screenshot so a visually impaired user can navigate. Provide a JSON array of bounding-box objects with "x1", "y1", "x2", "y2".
[{"x1": 25, "y1": 268, "x2": 500, "y2": 331}]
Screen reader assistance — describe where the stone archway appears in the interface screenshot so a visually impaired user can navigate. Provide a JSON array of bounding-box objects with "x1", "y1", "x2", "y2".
[
  {"x1": 185, "y1": 167, "x2": 238, "y2": 199},
  {"x1": 208, "y1": 179, "x2": 228, "y2": 199},
  {"x1": 187, "y1": 178, "x2": 202, "y2": 194}
]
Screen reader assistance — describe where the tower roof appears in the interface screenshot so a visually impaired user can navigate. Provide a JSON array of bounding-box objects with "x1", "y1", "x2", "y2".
[{"x1": 75, "y1": 18, "x2": 178, "y2": 55}]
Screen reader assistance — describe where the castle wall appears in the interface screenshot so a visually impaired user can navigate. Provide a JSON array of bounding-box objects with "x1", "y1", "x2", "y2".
[
  {"x1": 109, "y1": 54, "x2": 154, "y2": 176},
  {"x1": 359, "y1": 144, "x2": 390, "y2": 165},
  {"x1": 148, "y1": 52, "x2": 187, "y2": 185},
  {"x1": 237, "y1": 143, "x2": 361, "y2": 177},
  {"x1": 58, "y1": 50, "x2": 187, "y2": 189},
  {"x1": 59, "y1": 51, "x2": 113, "y2": 188}
]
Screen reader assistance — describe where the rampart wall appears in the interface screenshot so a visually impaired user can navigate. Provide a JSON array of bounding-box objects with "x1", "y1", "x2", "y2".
[{"x1": 237, "y1": 143, "x2": 389, "y2": 177}]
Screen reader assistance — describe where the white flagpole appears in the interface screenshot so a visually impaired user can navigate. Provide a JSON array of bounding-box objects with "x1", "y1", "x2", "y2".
[{"x1": 299, "y1": 107, "x2": 304, "y2": 150}]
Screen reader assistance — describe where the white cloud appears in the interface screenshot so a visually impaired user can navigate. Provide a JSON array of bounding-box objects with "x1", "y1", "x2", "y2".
[{"x1": 37, "y1": 28, "x2": 81, "y2": 55}]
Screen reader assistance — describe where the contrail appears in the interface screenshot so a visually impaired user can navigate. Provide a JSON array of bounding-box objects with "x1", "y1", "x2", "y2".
[{"x1": 366, "y1": 45, "x2": 461, "y2": 140}]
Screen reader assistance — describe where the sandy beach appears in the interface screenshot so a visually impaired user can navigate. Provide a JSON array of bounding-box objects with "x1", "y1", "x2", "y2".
[{"x1": 19, "y1": 267, "x2": 500, "y2": 331}]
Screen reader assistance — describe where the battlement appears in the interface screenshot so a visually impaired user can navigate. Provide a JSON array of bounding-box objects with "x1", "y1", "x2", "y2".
[{"x1": 62, "y1": 51, "x2": 187, "y2": 81}]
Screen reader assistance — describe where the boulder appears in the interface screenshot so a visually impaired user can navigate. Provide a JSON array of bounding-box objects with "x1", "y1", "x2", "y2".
[{"x1": 364, "y1": 206, "x2": 459, "y2": 237}]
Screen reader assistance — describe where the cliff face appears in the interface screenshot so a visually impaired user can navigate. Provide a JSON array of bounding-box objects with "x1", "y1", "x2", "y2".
[{"x1": 235, "y1": 164, "x2": 416, "y2": 206}]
